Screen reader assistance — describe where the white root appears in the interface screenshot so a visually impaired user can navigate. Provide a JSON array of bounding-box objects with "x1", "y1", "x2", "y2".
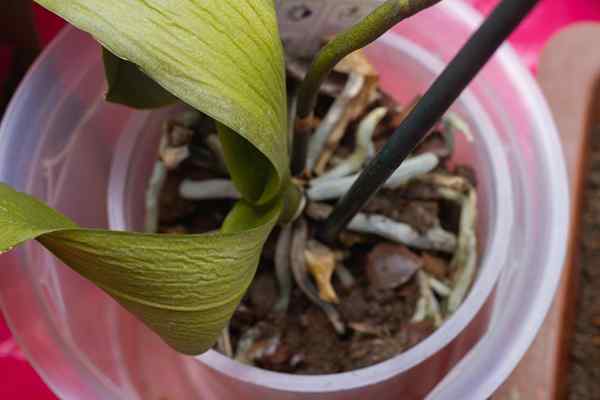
[
  {"x1": 306, "y1": 73, "x2": 365, "y2": 173},
  {"x1": 437, "y1": 112, "x2": 474, "y2": 158},
  {"x1": 412, "y1": 271, "x2": 443, "y2": 327},
  {"x1": 306, "y1": 177, "x2": 354, "y2": 202},
  {"x1": 145, "y1": 161, "x2": 167, "y2": 233},
  {"x1": 179, "y1": 179, "x2": 240, "y2": 200},
  {"x1": 290, "y1": 219, "x2": 346, "y2": 334},
  {"x1": 314, "y1": 84, "x2": 379, "y2": 175},
  {"x1": 216, "y1": 323, "x2": 233, "y2": 358},
  {"x1": 304, "y1": 202, "x2": 332, "y2": 221},
  {"x1": 428, "y1": 276, "x2": 451, "y2": 297},
  {"x1": 412, "y1": 297, "x2": 427, "y2": 323},
  {"x1": 443, "y1": 111, "x2": 474, "y2": 142},
  {"x1": 161, "y1": 146, "x2": 190, "y2": 170},
  {"x1": 159, "y1": 123, "x2": 194, "y2": 170},
  {"x1": 428, "y1": 287, "x2": 444, "y2": 328},
  {"x1": 289, "y1": 192, "x2": 307, "y2": 222},
  {"x1": 145, "y1": 117, "x2": 196, "y2": 232},
  {"x1": 383, "y1": 153, "x2": 440, "y2": 190},
  {"x1": 311, "y1": 107, "x2": 387, "y2": 185},
  {"x1": 307, "y1": 153, "x2": 439, "y2": 201},
  {"x1": 447, "y1": 188, "x2": 478, "y2": 314},
  {"x1": 305, "y1": 202, "x2": 456, "y2": 253},
  {"x1": 348, "y1": 213, "x2": 456, "y2": 253},
  {"x1": 416, "y1": 173, "x2": 470, "y2": 193},
  {"x1": 412, "y1": 271, "x2": 430, "y2": 322}
]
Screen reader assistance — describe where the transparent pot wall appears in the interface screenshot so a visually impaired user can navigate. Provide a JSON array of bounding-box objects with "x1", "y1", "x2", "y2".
[{"x1": 0, "y1": 1, "x2": 568, "y2": 400}]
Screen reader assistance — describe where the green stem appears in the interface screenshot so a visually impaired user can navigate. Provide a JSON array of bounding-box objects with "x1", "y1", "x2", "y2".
[{"x1": 295, "y1": 0, "x2": 442, "y2": 120}]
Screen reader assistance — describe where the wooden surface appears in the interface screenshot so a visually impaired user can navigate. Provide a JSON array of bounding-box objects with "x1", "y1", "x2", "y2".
[{"x1": 493, "y1": 23, "x2": 600, "y2": 400}]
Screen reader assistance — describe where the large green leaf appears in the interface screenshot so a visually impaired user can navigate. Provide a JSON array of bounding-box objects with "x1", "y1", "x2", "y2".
[
  {"x1": 102, "y1": 48, "x2": 177, "y2": 109},
  {"x1": 35, "y1": 0, "x2": 289, "y2": 203},
  {"x1": 0, "y1": 184, "x2": 280, "y2": 354}
]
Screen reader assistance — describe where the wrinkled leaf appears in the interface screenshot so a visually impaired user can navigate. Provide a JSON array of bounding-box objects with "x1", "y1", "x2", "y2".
[
  {"x1": 34, "y1": 0, "x2": 289, "y2": 203},
  {"x1": 217, "y1": 123, "x2": 279, "y2": 204},
  {"x1": 0, "y1": 184, "x2": 280, "y2": 355},
  {"x1": 103, "y1": 48, "x2": 177, "y2": 109}
]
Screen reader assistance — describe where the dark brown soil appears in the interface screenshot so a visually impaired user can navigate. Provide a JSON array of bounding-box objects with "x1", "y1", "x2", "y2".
[
  {"x1": 568, "y1": 124, "x2": 600, "y2": 399},
  {"x1": 231, "y1": 261, "x2": 431, "y2": 374}
]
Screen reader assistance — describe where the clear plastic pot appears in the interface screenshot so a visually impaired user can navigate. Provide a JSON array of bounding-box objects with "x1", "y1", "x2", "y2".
[{"x1": 0, "y1": 1, "x2": 568, "y2": 399}]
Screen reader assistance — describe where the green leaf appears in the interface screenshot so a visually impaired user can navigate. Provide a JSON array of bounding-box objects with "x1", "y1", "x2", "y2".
[
  {"x1": 0, "y1": 183, "x2": 280, "y2": 355},
  {"x1": 217, "y1": 123, "x2": 280, "y2": 204},
  {"x1": 35, "y1": 0, "x2": 289, "y2": 203},
  {"x1": 102, "y1": 48, "x2": 177, "y2": 109}
]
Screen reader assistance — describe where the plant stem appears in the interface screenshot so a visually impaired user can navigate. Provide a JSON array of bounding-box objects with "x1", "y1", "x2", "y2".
[
  {"x1": 321, "y1": 0, "x2": 541, "y2": 243},
  {"x1": 291, "y1": 0, "x2": 442, "y2": 175}
]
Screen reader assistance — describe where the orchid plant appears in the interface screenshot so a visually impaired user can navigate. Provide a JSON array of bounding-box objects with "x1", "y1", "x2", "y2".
[{"x1": 0, "y1": 0, "x2": 441, "y2": 355}]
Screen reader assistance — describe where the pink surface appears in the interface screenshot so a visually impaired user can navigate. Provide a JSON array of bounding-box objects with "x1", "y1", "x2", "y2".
[
  {"x1": 472, "y1": 0, "x2": 600, "y2": 72},
  {"x1": 1, "y1": 0, "x2": 599, "y2": 398}
]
